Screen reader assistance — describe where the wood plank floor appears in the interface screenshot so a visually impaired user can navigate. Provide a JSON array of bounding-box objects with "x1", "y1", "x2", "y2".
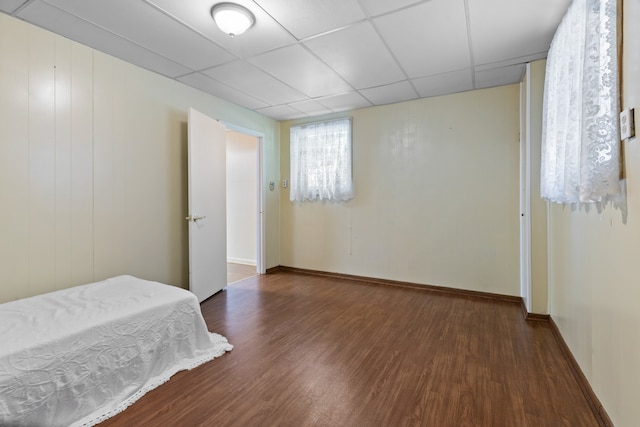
[
  {"x1": 99, "y1": 271, "x2": 602, "y2": 427},
  {"x1": 227, "y1": 262, "x2": 257, "y2": 284}
]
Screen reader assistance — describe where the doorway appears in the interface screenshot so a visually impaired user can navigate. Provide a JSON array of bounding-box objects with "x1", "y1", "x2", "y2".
[
  {"x1": 187, "y1": 110, "x2": 265, "y2": 300},
  {"x1": 519, "y1": 65, "x2": 532, "y2": 313},
  {"x1": 226, "y1": 129, "x2": 261, "y2": 284}
]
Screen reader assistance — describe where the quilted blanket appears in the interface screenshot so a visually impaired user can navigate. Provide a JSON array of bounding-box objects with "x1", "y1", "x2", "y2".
[{"x1": 0, "y1": 275, "x2": 232, "y2": 426}]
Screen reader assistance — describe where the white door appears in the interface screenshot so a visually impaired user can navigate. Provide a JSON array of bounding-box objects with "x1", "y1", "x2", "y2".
[{"x1": 187, "y1": 108, "x2": 227, "y2": 302}]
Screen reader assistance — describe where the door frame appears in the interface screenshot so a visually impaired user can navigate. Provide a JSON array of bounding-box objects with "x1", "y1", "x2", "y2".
[
  {"x1": 519, "y1": 65, "x2": 533, "y2": 313},
  {"x1": 222, "y1": 121, "x2": 266, "y2": 275}
]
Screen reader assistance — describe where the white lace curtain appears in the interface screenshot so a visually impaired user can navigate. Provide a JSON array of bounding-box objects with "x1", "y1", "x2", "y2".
[
  {"x1": 290, "y1": 118, "x2": 353, "y2": 202},
  {"x1": 541, "y1": 0, "x2": 622, "y2": 212}
]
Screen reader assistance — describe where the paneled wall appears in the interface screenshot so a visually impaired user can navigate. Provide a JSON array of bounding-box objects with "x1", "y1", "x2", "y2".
[
  {"x1": 547, "y1": 0, "x2": 640, "y2": 424},
  {"x1": 0, "y1": 14, "x2": 280, "y2": 303},
  {"x1": 280, "y1": 85, "x2": 521, "y2": 296}
]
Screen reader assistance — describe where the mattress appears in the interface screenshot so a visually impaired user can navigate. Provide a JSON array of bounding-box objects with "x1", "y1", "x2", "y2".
[{"x1": 0, "y1": 275, "x2": 232, "y2": 427}]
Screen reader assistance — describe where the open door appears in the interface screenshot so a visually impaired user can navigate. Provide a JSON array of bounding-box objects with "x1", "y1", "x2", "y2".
[{"x1": 187, "y1": 108, "x2": 227, "y2": 302}]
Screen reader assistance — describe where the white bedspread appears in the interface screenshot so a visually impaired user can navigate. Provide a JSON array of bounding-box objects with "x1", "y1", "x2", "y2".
[{"x1": 0, "y1": 275, "x2": 232, "y2": 427}]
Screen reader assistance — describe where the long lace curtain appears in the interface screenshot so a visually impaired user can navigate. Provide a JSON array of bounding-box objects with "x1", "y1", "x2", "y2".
[
  {"x1": 290, "y1": 118, "x2": 353, "y2": 202},
  {"x1": 540, "y1": 0, "x2": 623, "y2": 214}
]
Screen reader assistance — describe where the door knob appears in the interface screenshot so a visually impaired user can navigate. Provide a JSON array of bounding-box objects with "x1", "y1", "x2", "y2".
[{"x1": 186, "y1": 215, "x2": 206, "y2": 222}]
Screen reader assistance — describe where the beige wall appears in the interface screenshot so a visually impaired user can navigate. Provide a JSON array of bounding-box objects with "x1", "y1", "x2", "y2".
[
  {"x1": 3, "y1": 3, "x2": 637, "y2": 424},
  {"x1": 0, "y1": 14, "x2": 280, "y2": 302},
  {"x1": 280, "y1": 85, "x2": 521, "y2": 296},
  {"x1": 226, "y1": 131, "x2": 258, "y2": 265},
  {"x1": 547, "y1": 0, "x2": 640, "y2": 425}
]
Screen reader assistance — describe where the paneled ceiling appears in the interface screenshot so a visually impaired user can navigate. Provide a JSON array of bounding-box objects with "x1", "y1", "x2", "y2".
[{"x1": 0, "y1": 0, "x2": 571, "y2": 121}]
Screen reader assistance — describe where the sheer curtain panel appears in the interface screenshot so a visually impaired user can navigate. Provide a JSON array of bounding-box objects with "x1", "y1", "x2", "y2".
[
  {"x1": 540, "y1": 0, "x2": 623, "y2": 213},
  {"x1": 290, "y1": 118, "x2": 353, "y2": 202}
]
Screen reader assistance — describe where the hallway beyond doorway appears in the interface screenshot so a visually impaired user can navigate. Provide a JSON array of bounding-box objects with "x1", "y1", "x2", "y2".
[{"x1": 227, "y1": 262, "x2": 257, "y2": 284}]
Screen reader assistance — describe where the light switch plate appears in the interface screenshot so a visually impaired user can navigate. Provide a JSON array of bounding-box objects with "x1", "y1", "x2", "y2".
[
  {"x1": 620, "y1": 108, "x2": 635, "y2": 140},
  {"x1": 282, "y1": 179, "x2": 288, "y2": 188}
]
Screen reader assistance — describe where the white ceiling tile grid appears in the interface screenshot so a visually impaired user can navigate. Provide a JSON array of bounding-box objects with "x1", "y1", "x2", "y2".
[
  {"x1": 372, "y1": 1, "x2": 472, "y2": 79},
  {"x1": 1, "y1": 0, "x2": 572, "y2": 120},
  {"x1": 303, "y1": 21, "x2": 406, "y2": 90},
  {"x1": 252, "y1": 0, "x2": 367, "y2": 40}
]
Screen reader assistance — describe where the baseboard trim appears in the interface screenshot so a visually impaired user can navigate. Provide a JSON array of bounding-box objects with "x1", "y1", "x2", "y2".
[
  {"x1": 266, "y1": 266, "x2": 283, "y2": 274},
  {"x1": 269, "y1": 265, "x2": 610, "y2": 425},
  {"x1": 227, "y1": 258, "x2": 257, "y2": 266},
  {"x1": 277, "y1": 265, "x2": 522, "y2": 305},
  {"x1": 525, "y1": 312, "x2": 550, "y2": 321},
  {"x1": 548, "y1": 317, "x2": 613, "y2": 427}
]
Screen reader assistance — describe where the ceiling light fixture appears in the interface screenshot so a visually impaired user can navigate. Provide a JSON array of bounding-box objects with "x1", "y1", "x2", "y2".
[{"x1": 211, "y1": 2, "x2": 255, "y2": 38}]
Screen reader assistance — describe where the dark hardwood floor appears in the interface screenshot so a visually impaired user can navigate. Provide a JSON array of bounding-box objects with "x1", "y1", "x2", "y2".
[{"x1": 99, "y1": 271, "x2": 602, "y2": 426}]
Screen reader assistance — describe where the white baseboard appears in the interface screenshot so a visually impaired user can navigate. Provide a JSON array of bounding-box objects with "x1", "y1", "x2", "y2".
[{"x1": 227, "y1": 257, "x2": 257, "y2": 266}]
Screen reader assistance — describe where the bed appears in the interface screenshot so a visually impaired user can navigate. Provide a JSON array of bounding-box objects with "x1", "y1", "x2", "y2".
[{"x1": 0, "y1": 275, "x2": 232, "y2": 427}]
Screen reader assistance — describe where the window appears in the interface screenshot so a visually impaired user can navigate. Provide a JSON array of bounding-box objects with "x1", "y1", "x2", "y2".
[
  {"x1": 540, "y1": 0, "x2": 624, "y2": 216},
  {"x1": 289, "y1": 118, "x2": 353, "y2": 202}
]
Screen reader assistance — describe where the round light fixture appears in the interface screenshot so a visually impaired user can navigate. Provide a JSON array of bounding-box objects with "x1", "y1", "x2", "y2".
[{"x1": 211, "y1": 2, "x2": 255, "y2": 38}]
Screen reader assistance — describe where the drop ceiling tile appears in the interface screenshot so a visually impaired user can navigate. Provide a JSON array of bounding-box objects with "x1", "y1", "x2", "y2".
[
  {"x1": 0, "y1": 0, "x2": 27, "y2": 13},
  {"x1": 474, "y1": 52, "x2": 547, "y2": 72},
  {"x1": 304, "y1": 21, "x2": 405, "y2": 90},
  {"x1": 412, "y1": 69, "x2": 473, "y2": 98},
  {"x1": 317, "y1": 91, "x2": 371, "y2": 112},
  {"x1": 468, "y1": 0, "x2": 571, "y2": 65},
  {"x1": 255, "y1": 105, "x2": 308, "y2": 121},
  {"x1": 374, "y1": 0, "x2": 471, "y2": 79},
  {"x1": 249, "y1": 44, "x2": 353, "y2": 98},
  {"x1": 146, "y1": 0, "x2": 295, "y2": 57},
  {"x1": 8, "y1": 0, "x2": 573, "y2": 122},
  {"x1": 17, "y1": 1, "x2": 191, "y2": 77},
  {"x1": 253, "y1": 0, "x2": 366, "y2": 39},
  {"x1": 360, "y1": 81, "x2": 418, "y2": 106},
  {"x1": 359, "y1": 0, "x2": 423, "y2": 17},
  {"x1": 203, "y1": 60, "x2": 306, "y2": 106},
  {"x1": 288, "y1": 99, "x2": 333, "y2": 116},
  {"x1": 474, "y1": 63, "x2": 524, "y2": 89},
  {"x1": 42, "y1": 0, "x2": 235, "y2": 70},
  {"x1": 178, "y1": 73, "x2": 269, "y2": 110}
]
